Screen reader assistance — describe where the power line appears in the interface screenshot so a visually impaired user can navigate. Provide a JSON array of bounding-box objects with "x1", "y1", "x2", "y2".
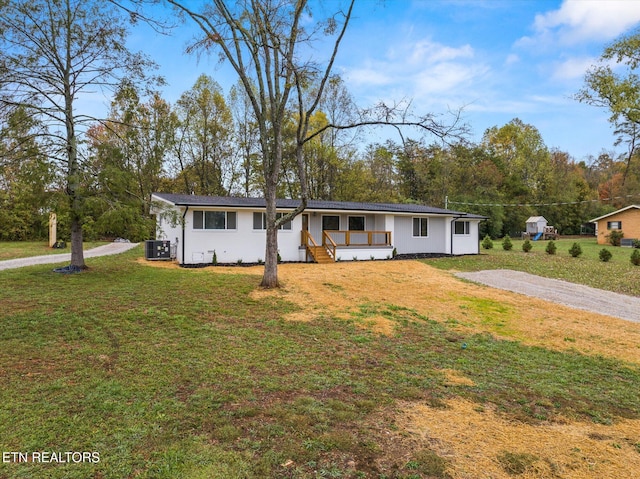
[{"x1": 447, "y1": 193, "x2": 640, "y2": 208}]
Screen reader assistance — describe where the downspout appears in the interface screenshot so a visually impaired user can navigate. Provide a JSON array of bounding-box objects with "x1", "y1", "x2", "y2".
[{"x1": 181, "y1": 206, "x2": 189, "y2": 266}]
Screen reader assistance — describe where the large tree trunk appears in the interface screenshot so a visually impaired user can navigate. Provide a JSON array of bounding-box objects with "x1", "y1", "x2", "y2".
[
  {"x1": 261, "y1": 222, "x2": 279, "y2": 288},
  {"x1": 66, "y1": 93, "x2": 86, "y2": 269},
  {"x1": 69, "y1": 211, "x2": 85, "y2": 269},
  {"x1": 67, "y1": 153, "x2": 86, "y2": 269},
  {"x1": 260, "y1": 184, "x2": 279, "y2": 288}
]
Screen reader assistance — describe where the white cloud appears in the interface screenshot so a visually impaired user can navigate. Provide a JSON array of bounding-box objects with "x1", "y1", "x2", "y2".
[
  {"x1": 551, "y1": 56, "x2": 598, "y2": 81},
  {"x1": 505, "y1": 54, "x2": 520, "y2": 66},
  {"x1": 412, "y1": 61, "x2": 487, "y2": 96},
  {"x1": 407, "y1": 40, "x2": 474, "y2": 65},
  {"x1": 343, "y1": 37, "x2": 487, "y2": 108},
  {"x1": 345, "y1": 65, "x2": 393, "y2": 86},
  {"x1": 523, "y1": 0, "x2": 640, "y2": 46}
]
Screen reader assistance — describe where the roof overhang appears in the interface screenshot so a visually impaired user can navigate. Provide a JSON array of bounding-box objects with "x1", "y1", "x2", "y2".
[
  {"x1": 150, "y1": 192, "x2": 487, "y2": 219},
  {"x1": 589, "y1": 205, "x2": 640, "y2": 223}
]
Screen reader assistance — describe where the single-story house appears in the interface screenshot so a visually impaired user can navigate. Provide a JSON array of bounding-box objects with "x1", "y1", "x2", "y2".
[
  {"x1": 150, "y1": 193, "x2": 486, "y2": 265},
  {"x1": 590, "y1": 205, "x2": 640, "y2": 245}
]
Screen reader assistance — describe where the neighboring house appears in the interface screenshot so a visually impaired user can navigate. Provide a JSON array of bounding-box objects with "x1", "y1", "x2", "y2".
[
  {"x1": 590, "y1": 205, "x2": 640, "y2": 245},
  {"x1": 150, "y1": 193, "x2": 485, "y2": 265}
]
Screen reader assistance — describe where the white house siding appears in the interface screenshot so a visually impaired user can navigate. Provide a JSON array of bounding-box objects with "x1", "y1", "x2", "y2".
[
  {"x1": 150, "y1": 194, "x2": 484, "y2": 263},
  {"x1": 151, "y1": 201, "x2": 185, "y2": 262},
  {"x1": 161, "y1": 208, "x2": 302, "y2": 264},
  {"x1": 392, "y1": 215, "x2": 447, "y2": 254},
  {"x1": 452, "y1": 220, "x2": 481, "y2": 255}
]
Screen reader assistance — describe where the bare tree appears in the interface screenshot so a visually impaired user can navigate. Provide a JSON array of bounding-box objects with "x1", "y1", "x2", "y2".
[
  {"x1": 153, "y1": 0, "x2": 466, "y2": 287},
  {"x1": 0, "y1": 0, "x2": 156, "y2": 269}
]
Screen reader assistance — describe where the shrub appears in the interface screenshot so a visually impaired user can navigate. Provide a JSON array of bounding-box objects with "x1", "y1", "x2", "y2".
[
  {"x1": 607, "y1": 230, "x2": 624, "y2": 246},
  {"x1": 633, "y1": 239, "x2": 640, "y2": 249},
  {"x1": 568, "y1": 242, "x2": 582, "y2": 258},
  {"x1": 522, "y1": 239, "x2": 532, "y2": 253},
  {"x1": 481, "y1": 235, "x2": 494, "y2": 250},
  {"x1": 502, "y1": 235, "x2": 513, "y2": 251},
  {"x1": 631, "y1": 249, "x2": 640, "y2": 266},
  {"x1": 599, "y1": 248, "x2": 612, "y2": 262},
  {"x1": 212, "y1": 250, "x2": 217, "y2": 265},
  {"x1": 545, "y1": 240, "x2": 557, "y2": 255}
]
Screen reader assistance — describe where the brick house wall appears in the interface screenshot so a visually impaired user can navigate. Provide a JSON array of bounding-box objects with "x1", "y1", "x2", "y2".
[{"x1": 595, "y1": 207, "x2": 640, "y2": 245}]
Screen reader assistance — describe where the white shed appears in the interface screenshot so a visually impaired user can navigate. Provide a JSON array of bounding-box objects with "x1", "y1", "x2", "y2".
[{"x1": 526, "y1": 216, "x2": 548, "y2": 234}]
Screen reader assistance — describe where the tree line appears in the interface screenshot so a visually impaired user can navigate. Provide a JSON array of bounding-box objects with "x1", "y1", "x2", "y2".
[{"x1": 2, "y1": 79, "x2": 637, "y2": 243}]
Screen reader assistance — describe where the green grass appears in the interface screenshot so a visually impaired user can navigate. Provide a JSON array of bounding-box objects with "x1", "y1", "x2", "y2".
[
  {"x1": 0, "y1": 241, "x2": 109, "y2": 260},
  {"x1": 1, "y1": 247, "x2": 639, "y2": 478},
  {"x1": 430, "y1": 238, "x2": 640, "y2": 296}
]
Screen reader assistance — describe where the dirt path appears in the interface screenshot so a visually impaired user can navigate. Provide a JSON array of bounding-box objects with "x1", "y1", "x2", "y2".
[
  {"x1": 456, "y1": 269, "x2": 640, "y2": 323},
  {"x1": 0, "y1": 242, "x2": 139, "y2": 271}
]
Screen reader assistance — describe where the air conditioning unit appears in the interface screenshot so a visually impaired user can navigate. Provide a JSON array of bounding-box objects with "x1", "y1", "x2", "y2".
[{"x1": 145, "y1": 240, "x2": 171, "y2": 260}]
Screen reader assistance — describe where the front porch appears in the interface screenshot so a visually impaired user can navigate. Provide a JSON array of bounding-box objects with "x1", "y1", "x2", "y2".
[{"x1": 302, "y1": 230, "x2": 393, "y2": 263}]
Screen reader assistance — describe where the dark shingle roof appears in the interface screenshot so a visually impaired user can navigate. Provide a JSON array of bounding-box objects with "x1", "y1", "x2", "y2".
[{"x1": 152, "y1": 192, "x2": 485, "y2": 218}]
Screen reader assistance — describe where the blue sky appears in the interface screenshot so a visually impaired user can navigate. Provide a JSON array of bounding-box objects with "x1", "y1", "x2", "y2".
[{"x1": 129, "y1": 0, "x2": 640, "y2": 162}]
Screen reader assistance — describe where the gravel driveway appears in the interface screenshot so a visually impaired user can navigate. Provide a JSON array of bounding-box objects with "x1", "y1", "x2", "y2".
[
  {"x1": 0, "y1": 242, "x2": 139, "y2": 271},
  {"x1": 456, "y1": 269, "x2": 640, "y2": 323}
]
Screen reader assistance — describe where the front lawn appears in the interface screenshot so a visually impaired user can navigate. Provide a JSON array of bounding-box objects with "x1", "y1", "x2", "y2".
[
  {"x1": 1, "y1": 247, "x2": 639, "y2": 478},
  {"x1": 430, "y1": 237, "x2": 640, "y2": 296}
]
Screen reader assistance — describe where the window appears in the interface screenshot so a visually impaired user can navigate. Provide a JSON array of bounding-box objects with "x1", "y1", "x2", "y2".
[
  {"x1": 412, "y1": 217, "x2": 428, "y2": 237},
  {"x1": 193, "y1": 210, "x2": 237, "y2": 230},
  {"x1": 253, "y1": 212, "x2": 292, "y2": 230},
  {"x1": 607, "y1": 221, "x2": 622, "y2": 230},
  {"x1": 454, "y1": 221, "x2": 470, "y2": 235},
  {"x1": 348, "y1": 216, "x2": 365, "y2": 231},
  {"x1": 322, "y1": 215, "x2": 340, "y2": 231}
]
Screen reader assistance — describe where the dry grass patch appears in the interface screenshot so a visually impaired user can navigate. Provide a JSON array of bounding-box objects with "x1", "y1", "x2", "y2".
[
  {"x1": 138, "y1": 258, "x2": 640, "y2": 364},
  {"x1": 396, "y1": 398, "x2": 640, "y2": 479},
  {"x1": 441, "y1": 369, "x2": 475, "y2": 387}
]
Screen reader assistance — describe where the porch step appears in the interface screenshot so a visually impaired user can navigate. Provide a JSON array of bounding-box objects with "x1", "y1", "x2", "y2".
[{"x1": 309, "y1": 246, "x2": 334, "y2": 264}]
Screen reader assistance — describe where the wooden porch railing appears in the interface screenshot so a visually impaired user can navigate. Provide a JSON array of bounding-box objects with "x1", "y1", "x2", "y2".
[
  {"x1": 323, "y1": 230, "x2": 392, "y2": 247},
  {"x1": 322, "y1": 231, "x2": 337, "y2": 260},
  {"x1": 302, "y1": 230, "x2": 392, "y2": 263},
  {"x1": 301, "y1": 230, "x2": 317, "y2": 249},
  {"x1": 302, "y1": 230, "x2": 334, "y2": 262}
]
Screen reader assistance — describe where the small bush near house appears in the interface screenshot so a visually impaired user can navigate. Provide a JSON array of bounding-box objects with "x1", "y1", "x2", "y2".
[
  {"x1": 607, "y1": 230, "x2": 624, "y2": 246},
  {"x1": 569, "y1": 242, "x2": 582, "y2": 258},
  {"x1": 631, "y1": 249, "x2": 640, "y2": 266},
  {"x1": 633, "y1": 239, "x2": 640, "y2": 248},
  {"x1": 502, "y1": 235, "x2": 513, "y2": 251},
  {"x1": 482, "y1": 235, "x2": 494, "y2": 250},
  {"x1": 545, "y1": 240, "x2": 557, "y2": 255},
  {"x1": 522, "y1": 239, "x2": 532, "y2": 253},
  {"x1": 599, "y1": 248, "x2": 613, "y2": 262}
]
